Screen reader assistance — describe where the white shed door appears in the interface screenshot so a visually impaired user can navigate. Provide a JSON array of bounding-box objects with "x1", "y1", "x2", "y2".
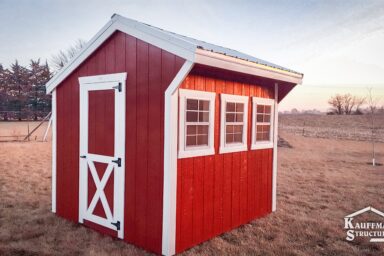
[{"x1": 78, "y1": 73, "x2": 126, "y2": 239}]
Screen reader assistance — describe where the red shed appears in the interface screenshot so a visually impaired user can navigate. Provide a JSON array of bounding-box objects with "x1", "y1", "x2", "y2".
[{"x1": 46, "y1": 14, "x2": 303, "y2": 255}]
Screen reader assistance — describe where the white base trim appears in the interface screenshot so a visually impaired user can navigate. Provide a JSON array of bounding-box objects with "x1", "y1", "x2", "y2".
[{"x1": 162, "y1": 61, "x2": 194, "y2": 256}]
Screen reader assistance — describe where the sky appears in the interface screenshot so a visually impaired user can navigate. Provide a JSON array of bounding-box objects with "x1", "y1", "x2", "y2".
[{"x1": 0, "y1": 0, "x2": 383, "y2": 111}]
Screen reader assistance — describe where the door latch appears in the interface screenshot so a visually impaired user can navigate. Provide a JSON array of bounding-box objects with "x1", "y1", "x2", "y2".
[
  {"x1": 111, "y1": 221, "x2": 120, "y2": 231},
  {"x1": 112, "y1": 157, "x2": 121, "y2": 167},
  {"x1": 112, "y1": 82, "x2": 122, "y2": 92},
  {"x1": 80, "y1": 155, "x2": 86, "y2": 159}
]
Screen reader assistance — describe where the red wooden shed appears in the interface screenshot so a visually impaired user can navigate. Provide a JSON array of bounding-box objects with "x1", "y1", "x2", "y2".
[{"x1": 46, "y1": 14, "x2": 303, "y2": 255}]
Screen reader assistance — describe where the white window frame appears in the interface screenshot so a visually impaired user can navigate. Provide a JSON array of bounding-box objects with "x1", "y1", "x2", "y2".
[
  {"x1": 178, "y1": 89, "x2": 216, "y2": 158},
  {"x1": 251, "y1": 97, "x2": 275, "y2": 150},
  {"x1": 219, "y1": 94, "x2": 249, "y2": 154}
]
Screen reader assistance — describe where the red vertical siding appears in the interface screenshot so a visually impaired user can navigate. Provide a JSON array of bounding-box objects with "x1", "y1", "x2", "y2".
[
  {"x1": 55, "y1": 31, "x2": 185, "y2": 255},
  {"x1": 176, "y1": 69, "x2": 274, "y2": 253}
]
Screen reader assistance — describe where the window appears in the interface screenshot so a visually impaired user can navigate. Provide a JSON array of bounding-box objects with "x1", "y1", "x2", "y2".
[
  {"x1": 219, "y1": 94, "x2": 248, "y2": 153},
  {"x1": 251, "y1": 97, "x2": 275, "y2": 149},
  {"x1": 179, "y1": 89, "x2": 216, "y2": 158}
]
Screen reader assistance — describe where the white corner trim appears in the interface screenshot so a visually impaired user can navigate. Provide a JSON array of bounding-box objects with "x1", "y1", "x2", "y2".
[
  {"x1": 251, "y1": 97, "x2": 275, "y2": 150},
  {"x1": 195, "y1": 49, "x2": 303, "y2": 85},
  {"x1": 272, "y1": 83, "x2": 279, "y2": 212},
  {"x1": 46, "y1": 16, "x2": 195, "y2": 94},
  {"x1": 219, "y1": 93, "x2": 249, "y2": 154},
  {"x1": 51, "y1": 89, "x2": 57, "y2": 213},
  {"x1": 162, "y1": 61, "x2": 194, "y2": 256},
  {"x1": 178, "y1": 89, "x2": 216, "y2": 159}
]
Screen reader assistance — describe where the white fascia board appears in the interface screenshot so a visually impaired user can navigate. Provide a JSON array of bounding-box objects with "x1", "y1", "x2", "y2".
[
  {"x1": 46, "y1": 16, "x2": 195, "y2": 94},
  {"x1": 195, "y1": 49, "x2": 303, "y2": 85}
]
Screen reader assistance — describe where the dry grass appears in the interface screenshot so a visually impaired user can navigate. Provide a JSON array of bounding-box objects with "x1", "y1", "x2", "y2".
[
  {"x1": 280, "y1": 114, "x2": 384, "y2": 142},
  {"x1": 0, "y1": 121, "x2": 383, "y2": 255}
]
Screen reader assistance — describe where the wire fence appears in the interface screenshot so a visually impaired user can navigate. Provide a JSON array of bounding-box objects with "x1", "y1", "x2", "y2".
[{"x1": 279, "y1": 124, "x2": 384, "y2": 143}]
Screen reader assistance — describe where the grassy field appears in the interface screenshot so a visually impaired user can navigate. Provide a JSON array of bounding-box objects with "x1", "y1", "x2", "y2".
[
  {"x1": 280, "y1": 114, "x2": 384, "y2": 142},
  {"x1": 0, "y1": 119, "x2": 383, "y2": 255}
]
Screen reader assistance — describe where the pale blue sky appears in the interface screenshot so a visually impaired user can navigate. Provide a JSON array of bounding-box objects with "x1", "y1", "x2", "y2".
[{"x1": 1, "y1": 0, "x2": 383, "y2": 111}]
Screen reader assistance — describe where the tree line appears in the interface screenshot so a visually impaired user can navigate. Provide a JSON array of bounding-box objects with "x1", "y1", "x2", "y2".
[
  {"x1": 0, "y1": 40, "x2": 85, "y2": 121},
  {"x1": 0, "y1": 60, "x2": 52, "y2": 121}
]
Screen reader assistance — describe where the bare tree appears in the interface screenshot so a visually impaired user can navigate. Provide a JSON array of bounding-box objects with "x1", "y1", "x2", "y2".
[
  {"x1": 51, "y1": 39, "x2": 86, "y2": 71},
  {"x1": 328, "y1": 94, "x2": 344, "y2": 114},
  {"x1": 328, "y1": 93, "x2": 365, "y2": 115},
  {"x1": 354, "y1": 96, "x2": 366, "y2": 114},
  {"x1": 367, "y1": 88, "x2": 381, "y2": 166}
]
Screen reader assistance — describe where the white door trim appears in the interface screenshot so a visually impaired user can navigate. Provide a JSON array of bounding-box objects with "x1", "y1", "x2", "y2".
[{"x1": 78, "y1": 72, "x2": 126, "y2": 239}]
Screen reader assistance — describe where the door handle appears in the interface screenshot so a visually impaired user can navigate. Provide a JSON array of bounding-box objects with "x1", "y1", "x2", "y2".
[{"x1": 80, "y1": 155, "x2": 86, "y2": 159}]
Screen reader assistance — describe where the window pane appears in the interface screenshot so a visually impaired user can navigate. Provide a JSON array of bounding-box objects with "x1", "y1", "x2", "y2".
[
  {"x1": 263, "y1": 125, "x2": 270, "y2": 132},
  {"x1": 227, "y1": 102, "x2": 236, "y2": 112},
  {"x1": 187, "y1": 125, "x2": 197, "y2": 135},
  {"x1": 186, "y1": 135, "x2": 196, "y2": 146},
  {"x1": 199, "y1": 100, "x2": 209, "y2": 111},
  {"x1": 186, "y1": 111, "x2": 198, "y2": 122},
  {"x1": 235, "y1": 113, "x2": 243, "y2": 122},
  {"x1": 226, "y1": 134, "x2": 233, "y2": 143},
  {"x1": 234, "y1": 133, "x2": 242, "y2": 143},
  {"x1": 264, "y1": 131, "x2": 270, "y2": 140},
  {"x1": 256, "y1": 133, "x2": 263, "y2": 141},
  {"x1": 236, "y1": 103, "x2": 244, "y2": 112},
  {"x1": 226, "y1": 125, "x2": 234, "y2": 133},
  {"x1": 264, "y1": 114, "x2": 271, "y2": 122},
  {"x1": 257, "y1": 125, "x2": 263, "y2": 133},
  {"x1": 197, "y1": 125, "x2": 208, "y2": 135},
  {"x1": 226, "y1": 113, "x2": 235, "y2": 122},
  {"x1": 186, "y1": 99, "x2": 198, "y2": 110},
  {"x1": 234, "y1": 125, "x2": 243, "y2": 133},
  {"x1": 265, "y1": 105, "x2": 271, "y2": 113},
  {"x1": 197, "y1": 135, "x2": 208, "y2": 145},
  {"x1": 199, "y1": 112, "x2": 209, "y2": 122},
  {"x1": 257, "y1": 114, "x2": 264, "y2": 122},
  {"x1": 257, "y1": 105, "x2": 264, "y2": 113}
]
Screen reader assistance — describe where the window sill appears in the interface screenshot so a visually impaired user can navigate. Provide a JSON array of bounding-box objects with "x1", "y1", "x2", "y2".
[
  {"x1": 178, "y1": 148, "x2": 215, "y2": 159},
  {"x1": 251, "y1": 142, "x2": 274, "y2": 150},
  {"x1": 219, "y1": 144, "x2": 248, "y2": 154}
]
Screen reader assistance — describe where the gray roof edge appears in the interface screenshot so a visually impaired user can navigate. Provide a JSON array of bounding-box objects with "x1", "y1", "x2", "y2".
[{"x1": 113, "y1": 14, "x2": 302, "y2": 76}]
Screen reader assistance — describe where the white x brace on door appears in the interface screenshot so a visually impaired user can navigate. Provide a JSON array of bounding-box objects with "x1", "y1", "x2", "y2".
[{"x1": 78, "y1": 73, "x2": 126, "y2": 239}]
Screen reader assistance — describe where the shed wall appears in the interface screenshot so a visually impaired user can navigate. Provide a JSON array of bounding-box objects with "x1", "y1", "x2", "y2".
[
  {"x1": 55, "y1": 31, "x2": 185, "y2": 254},
  {"x1": 176, "y1": 68, "x2": 274, "y2": 252}
]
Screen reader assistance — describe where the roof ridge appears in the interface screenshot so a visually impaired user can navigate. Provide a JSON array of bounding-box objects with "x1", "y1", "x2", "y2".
[{"x1": 113, "y1": 14, "x2": 302, "y2": 75}]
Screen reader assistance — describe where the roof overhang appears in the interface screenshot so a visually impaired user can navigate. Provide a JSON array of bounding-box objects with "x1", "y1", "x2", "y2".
[
  {"x1": 45, "y1": 15, "x2": 303, "y2": 94},
  {"x1": 195, "y1": 49, "x2": 303, "y2": 85}
]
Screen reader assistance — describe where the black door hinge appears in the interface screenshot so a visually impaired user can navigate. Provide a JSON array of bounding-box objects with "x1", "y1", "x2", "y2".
[
  {"x1": 111, "y1": 221, "x2": 120, "y2": 231},
  {"x1": 112, "y1": 82, "x2": 122, "y2": 92},
  {"x1": 112, "y1": 157, "x2": 121, "y2": 167}
]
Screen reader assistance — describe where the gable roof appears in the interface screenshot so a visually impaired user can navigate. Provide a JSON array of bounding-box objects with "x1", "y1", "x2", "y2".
[{"x1": 46, "y1": 14, "x2": 303, "y2": 93}]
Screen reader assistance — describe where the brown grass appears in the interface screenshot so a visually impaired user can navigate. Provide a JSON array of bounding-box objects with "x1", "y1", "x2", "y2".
[{"x1": 0, "y1": 121, "x2": 383, "y2": 255}]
